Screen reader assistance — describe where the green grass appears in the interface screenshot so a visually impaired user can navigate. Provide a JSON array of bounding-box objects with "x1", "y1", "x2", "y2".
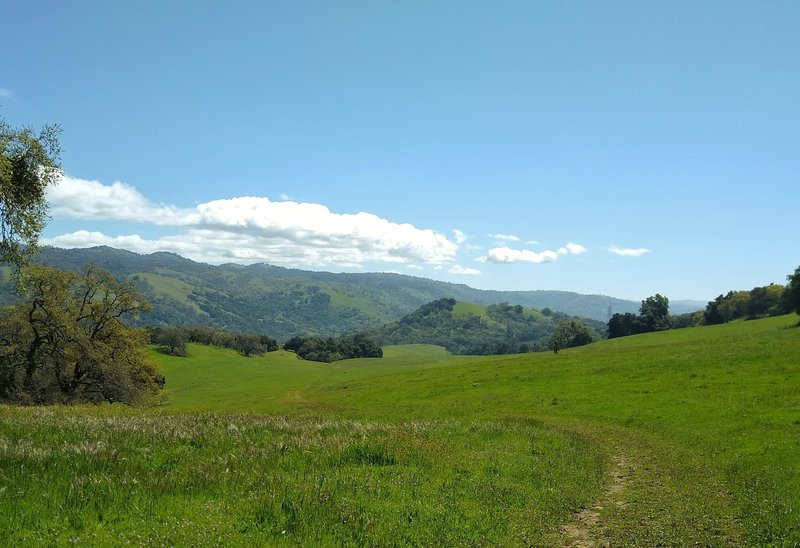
[
  {"x1": 1, "y1": 315, "x2": 799, "y2": 545},
  {"x1": 451, "y1": 301, "x2": 487, "y2": 318},
  {"x1": 320, "y1": 288, "x2": 384, "y2": 318},
  {"x1": 131, "y1": 272, "x2": 205, "y2": 315}
]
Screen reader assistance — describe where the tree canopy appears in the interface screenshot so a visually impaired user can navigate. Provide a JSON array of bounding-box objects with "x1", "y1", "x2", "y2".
[
  {"x1": 0, "y1": 120, "x2": 61, "y2": 265},
  {"x1": 0, "y1": 264, "x2": 163, "y2": 404},
  {"x1": 785, "y1": 266, "x2": 800, "y2": 316}
]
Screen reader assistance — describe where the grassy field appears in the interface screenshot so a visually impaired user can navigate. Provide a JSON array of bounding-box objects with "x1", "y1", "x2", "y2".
[{"x1": 1, "y1": 315, "x2": 798, "y2": 545}]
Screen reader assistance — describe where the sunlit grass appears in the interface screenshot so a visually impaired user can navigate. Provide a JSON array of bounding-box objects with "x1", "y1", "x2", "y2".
[
  {"x1": 1, "y1": 314, "x2": 798, "y2": 544},
  {"x1": 0, "y1": 408, "x2": 602, "y2": 546}
]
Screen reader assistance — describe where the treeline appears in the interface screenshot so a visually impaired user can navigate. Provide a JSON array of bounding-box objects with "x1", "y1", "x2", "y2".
[
  {"x1": 704, "y1": 282, "x2": 793, "y2": 324},
  {"x1": 607, "y1": 294, "x2": 671, "y2": 338},
  {"x1": 149, "y1": 325, "x2": 383, "y2": 363},
  {"x1": 149, "y1": 326, "x2": 278, "y2": 357},
  {"x1": 284, "y1": 333, "x2": 383, "y2": 363},
  {"x1": 608, "y1": 265, "x2": 800, "y2": 339}
]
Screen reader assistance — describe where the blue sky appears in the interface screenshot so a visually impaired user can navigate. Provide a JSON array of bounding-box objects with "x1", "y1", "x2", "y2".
[{"x1": 2, "y1": 1, "x2": 798, "y2": 301}]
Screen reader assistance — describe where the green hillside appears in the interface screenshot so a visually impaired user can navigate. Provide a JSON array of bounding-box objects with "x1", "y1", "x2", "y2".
[
  {"x1": 367, "y1": 298, "x2": 604, "y2": 354},
  {"x1": 2, "y1": 314, "x2": 798, "y2": 544},
  {"x1": 3, "y1": 246, "x2": 681, "y2": 340}
]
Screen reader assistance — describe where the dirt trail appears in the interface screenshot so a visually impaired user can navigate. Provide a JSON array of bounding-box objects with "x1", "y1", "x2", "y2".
[{"x1": 561, "y1": 451, "x2": 630, "y2": 547}]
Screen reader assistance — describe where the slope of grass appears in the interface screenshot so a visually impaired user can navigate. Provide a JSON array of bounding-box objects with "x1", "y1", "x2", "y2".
[
  {"x1": 1, "y1": 315, "x2": 798, "y2": 545},
  {"x1": 451, "y1": 301, "x2": 487, "y2": 318},
  {"x1": 131, "y1": 272, "x2": 204, "y2": 315}
]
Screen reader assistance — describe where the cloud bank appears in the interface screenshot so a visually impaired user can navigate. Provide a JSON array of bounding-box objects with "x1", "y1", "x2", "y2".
[{"x1": 45, "y1": 175, "x2": 459, "y2": 267}]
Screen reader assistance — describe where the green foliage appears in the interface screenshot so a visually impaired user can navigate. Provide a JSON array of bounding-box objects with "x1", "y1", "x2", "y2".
[
  {"x1": 549, "y1": 319, "x2": 597, "y2": 351},
  {"x1": 0, "y1": 120, "x2": 61, "y2": 265},
  {"x1": 155, "y1": 325, "x2": 279, "y2": 357},
  {"x1": 668, "y1": 310, "x2": 705, "y2": 329},
  {"x1": 150, "y1": 326, "x2": 189, "y2": 356},
  {"x1": 639, "y1": 293, "x2": 670, "y2": 331},
  {"x1": 704, "y1": 283, "x2": 788, "y2": 325},
  {"x1": 608, "y1": 294, "x2": 671, "y2": 338},
  {"x1": 370, "y1": 298, "x2": 602, "y2": 355},
  {"x1": 283, "y1": 332, "x2": 382, "y2": 363},
  {"x1": 784, "y1": 265, "x2": 800, "y2": 316},
  {"x1": 0, "y1": 264, "x2": 162, "y2": 404}
]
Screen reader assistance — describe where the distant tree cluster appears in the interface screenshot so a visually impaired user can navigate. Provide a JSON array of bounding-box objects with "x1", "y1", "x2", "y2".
[
  {"x1": 371, "y1": 298, "x2": 601, "y2": 355},
  {"x1": 704, "y1": 283, "x2": 790, "y2": 325},
  {"x1": 149, "y1": 325, "x2": 278, "y2": 357},
  {"x1": 607, "y1": 294, "x2": 670, "y2": 339},
  {"x1": 608, "y1": 265, "x2": 800, "y2": 338},
  {"x1": 0, "y1": 265, "x2": 163, "y2": 404},
  {"x1": 549, "y1": 320, "x2": 597, "y2": 351},
  {"x1": 283, "y1": 333, "x2": 383, "y2": 363}
]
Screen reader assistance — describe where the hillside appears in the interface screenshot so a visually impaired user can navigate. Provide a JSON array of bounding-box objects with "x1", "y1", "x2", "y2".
[
  {"x1": 0, "y1": 246, "x2": 702, "y2": 339},
  {"x1": 366, "y1": 298, "x2": 604, "y2": 354}
]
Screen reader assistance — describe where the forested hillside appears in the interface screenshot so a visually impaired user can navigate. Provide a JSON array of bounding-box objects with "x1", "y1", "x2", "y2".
[
  {"x1": 365, "y1": 298, "x2": 604, "y2": 354},
  {"x1": 0, "y1": 246, "x2": 698, "y2": 340}
]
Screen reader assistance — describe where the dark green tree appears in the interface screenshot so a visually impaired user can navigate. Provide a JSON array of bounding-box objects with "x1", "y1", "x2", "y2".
[
  {"x1": 549, "y1": 319, "x2": 596, "y2": 350},
  {"x1": 152, "y1": 326, "x2": 189, "y2": 356},
  {"x1": 785, "y1": 266, "x2": 800, "y2": 316},
  {"x1": 0, "y1": 264, "x2": 163, "y2": 404},
  {"x1": 640, "y1": 294, "x2": 670, "y2": 331},
  {"x1": 0, "y1": 120, "x2": 61, "y2": 265},
  {"x1": 607, "y1": 312, "x2": 643, "y2": 338}
]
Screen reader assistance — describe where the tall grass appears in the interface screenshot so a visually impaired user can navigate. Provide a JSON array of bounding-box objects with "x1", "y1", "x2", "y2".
[{"x1": 0, "y1": 408, "x2": 602, "y2": 545}]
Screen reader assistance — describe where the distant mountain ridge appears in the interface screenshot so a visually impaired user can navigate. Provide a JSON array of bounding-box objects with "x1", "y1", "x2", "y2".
[{"x1": 0, "y1": 246, "x2": 701, "y2": 339}]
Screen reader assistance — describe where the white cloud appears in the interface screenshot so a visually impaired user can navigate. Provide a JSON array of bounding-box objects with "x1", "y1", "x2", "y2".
[
  {"x1": 44, "y1": 175, "x2": 459, "y2": 267},
  {"x1": 0, "y1": 88, "x2": 13, "y2": 99},
  {"x1": 482, "y1": 242, "x2": 586, "y2": 264},
  {"x1": 526, "y1": 240, "x2": 540, "y2": 245},
  {"x1": 609, "y1": 245, "x2": 651, "y2": 257},
  {"x1": 484, "y1": 246, "x2": 558, "y2": 264},
  {"x1": 489, "y1": 233, "x2": 520, "y2": 242},
  {"x1": 406, "y1": 264, "x2": 423, "y2": 270},
  {"x1": 557, "y1": 242, "x2": 587, "y2": 255},
  {"x1": 47, "y1": 175, "x2": 186, "y2": 224},
  {"x1": 453, "y1": 229, "x2": 467, "y2": 245},
  {"x1": 449, "y1": 265, "x2": 481, "y2": 276}
]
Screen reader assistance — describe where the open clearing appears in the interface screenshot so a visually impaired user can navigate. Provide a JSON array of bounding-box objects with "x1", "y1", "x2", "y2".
[{"x1": 1, "y1": 315, "x2": 798, "y2": 545}]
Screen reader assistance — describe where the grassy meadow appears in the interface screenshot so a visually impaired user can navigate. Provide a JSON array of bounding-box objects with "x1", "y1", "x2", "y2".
[{"x1": 1, "y1": 315, "x2": 799, "y2": 545}]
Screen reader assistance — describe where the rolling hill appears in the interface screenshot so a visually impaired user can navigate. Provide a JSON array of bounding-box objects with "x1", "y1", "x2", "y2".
[{"x1": 1, "y1": 246, "x2": 703, "y2": 339}]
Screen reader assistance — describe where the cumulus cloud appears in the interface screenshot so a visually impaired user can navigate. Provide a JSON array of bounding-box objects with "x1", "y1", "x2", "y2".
[
  {"x1": 558, "y1": 242, "x2": 587, "y2": 255},
  {"x1": 449, "y1": 265, "x2": 481, "y2": 276},
  {"x1": 489, "y1": 233, "x2": 520, "y2": 242},
  {"x1": 47, "y1": 175, "x2": 186, "y2": 224},
  {"x1": 453, "y1": 229, "x2": 467, "y2": 245},
  {"x1": 45, "y1": 175, "x2": 459, "y2": 267},
  {"x1": 483, "y1": 247, "x2": 558, "y2": 264},
  {"x1": 406, "y1": 264, "x2": 423, "y2": 270},
  {"x1": 609, "y1": 246, "x2": 651, "y2": 257},
  {"x1": 481, "y1": 242, "x2": 587, "y2": 264}
]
